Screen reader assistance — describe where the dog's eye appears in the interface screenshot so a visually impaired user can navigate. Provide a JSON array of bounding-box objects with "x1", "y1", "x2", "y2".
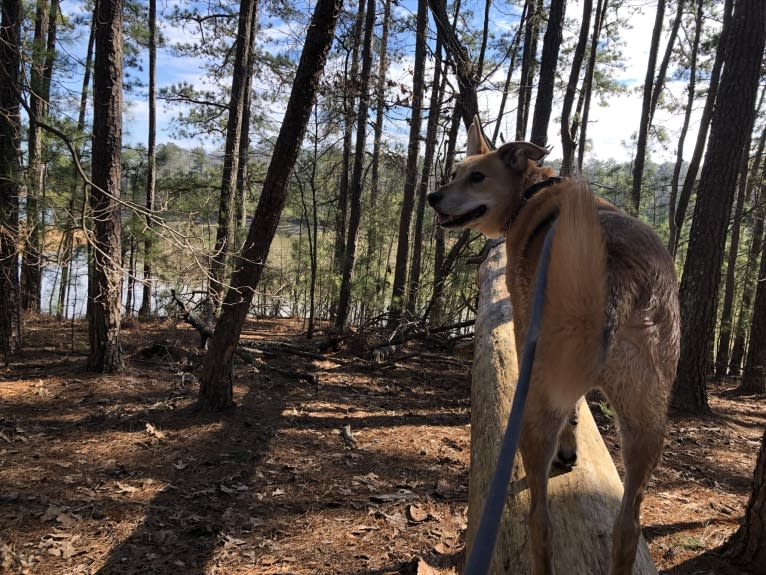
[{"x1": 469, "y1": 171, "x2": 485, "y2": 184}]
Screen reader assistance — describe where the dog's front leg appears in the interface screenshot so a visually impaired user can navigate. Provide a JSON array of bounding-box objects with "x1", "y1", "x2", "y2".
[{"x1": 520, "y1": 403, "x2": 569, "y2": 575}]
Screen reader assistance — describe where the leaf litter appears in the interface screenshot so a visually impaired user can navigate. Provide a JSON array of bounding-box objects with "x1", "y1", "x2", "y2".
[{"x1": 0, "y1": 317, "x2": 762, "y2": 574}]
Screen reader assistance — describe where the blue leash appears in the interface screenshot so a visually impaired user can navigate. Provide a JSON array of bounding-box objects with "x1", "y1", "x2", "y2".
[{"x1": 463, "y1": 220, "x2": 558, "y2": 575}]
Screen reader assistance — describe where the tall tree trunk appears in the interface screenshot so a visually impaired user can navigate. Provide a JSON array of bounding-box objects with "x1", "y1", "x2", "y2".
[
  {"x1": 576, "y1": 0, "x2": 607, "y2": 171},
  {"x1": 668, "y1": 0, "x2": 703, "y2": 255},
  {"x1": 389, "y1": 0, "x2": 427, "y2": 322},
  {"x1": 198, "y1": 0, "x2": 342, "y2": 410},
  {"x1": 529, "y1": 0, "x2": 566, "y2": 147},
  {"x1": 715, "y1": 123, "x2": 765, "y2": 378},
  {"x1": 713, "y1": 151, "x2": 751, "y2": 378},
  {"x1": 58, "y1": 15, "x2": 94, "y2": 320},
  {"x1": 335, "y1": 0, "x2": 375, "y2": 328},
  {"x1": 138, "y1": 0, "x2": 157, "y2": 318},
  {"x1": 364, "y1": 0, "x2": 391, "y2": 315},
  {"x1": 0, "y1": 0, "x2": 23, "y2": 358},
  {"x1": 629, "y1": 0, "x2": 665, "y2": 216},
  {"x1": 721, "y1": 427, "x2": 766, "y2": 571},
  {"x1": 22, "y1": 0, "x2": 58, "y2": 313},
  {"x1": 739, "y1": 230, "x2": 766, "y2": 394},
  {"x1": 730, "y1": 185, "x2": 765, "y2": 376},
  {"x1": 671, "y1": 0, "x2": 731, "y2": 256},
  {"x1": 425, "y1": 102, "x2": 463, "y2": 324},
  {"x1": 87, "y1": 0, "x2": 125, "y2": 373},
  {"x1": 516, "y1": 0, "x2": 541, "y2": 140},
  {"x1": 407, "y1": 35, "x2": 443, "y2": 317},
  {"x1": 491, "y1": 2, "x2": 525, "y2": 145},
  {"x1": 671, "y1": 0, "x2": 765, "y2": 414},
  {"x1": 559, "y1": 0, "x2": 591, "y2": 176},
  {"x1": 332, "y1": 0, "x2": 365, "y2": 294},
  {"x1": 208, "y1": 0, "x2": 259, "y2": 308}
]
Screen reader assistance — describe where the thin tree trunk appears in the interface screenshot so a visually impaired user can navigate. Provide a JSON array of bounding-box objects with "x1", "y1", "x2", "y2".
[
  {"x1": 560, "y1": 0, "x2": 591, "y2": 177},
  {"x1": 426, "y1": 102, "x2": 463, "y2": 324},
  {"x1": 576, "y1": 0, "x2": 607, "y2": 172},
  {"x1": 714, "y1": 150, "x2": 751, "y2": 378},
  {"x1": 668, "y1": 0, "x2": 703, "y2": 255},
  {"x1": 730, "y1": 186, "x2": 764, "y2": 376},
  {"x1": 58, "y1": 16, "x2": 94, "y2": 321},
  {"x1": 198, "y1": 0, "x2": 342, "y2": 410},
  {"x1": 516, "y1": 0, "x2": 541, "y2": 140},
  {"x1": 364, "y1": 0, "x2": 391, "y2": 315},
  {"x1": 629, "y1": 0, "x2": 665, "y2": 216},
  {"x1": 208, "y1": 0, "x2": 258, "y2": 307},
  {"x1": 491, "y1": 2, "x2": 525, "y2": 145},
  {"x1": 0, "y1": 0, "x2": 23, "y2": 357},
  {"x1": 22, "y1": 0, "x2": 58, "y2": 313},
  {"x1": 332, "y1": 0, "x2": 365, "y2": 290},
  {"x1": 87, "y1": 0, "x2": 125, "y2": 373},
  {"x1": 335, "y1": 0, "x2": 375, "y2": 328},
  {"x1": 529, "y1": 0, "x2": 566, "y2": 147},
  {"x1": 672, "y1": 0, "x2": 731, "y2": 256},
  {"x1": 407, "y1": 34, "x2": 443, "y2": 317},
  {"x1": 389, "y1": 0, "x2": 427, "y2": 322},
  {"x1": 672, "y1": 0, "x2": 765, "y2": 413},
  {"x1": 715, "y1": 122, "x2": 765, "y2": 378},
  {"x1": 139, "y1": 0, "x2": 157, "y2": 317}
]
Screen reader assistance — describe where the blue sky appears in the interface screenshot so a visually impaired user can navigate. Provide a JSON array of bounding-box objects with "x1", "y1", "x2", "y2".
[{"x1": 57, "y1": 0, "x2": 706, "y2": 164}]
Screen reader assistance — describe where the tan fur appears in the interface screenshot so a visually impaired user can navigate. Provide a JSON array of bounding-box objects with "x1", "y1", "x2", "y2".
[{"x1": 427, "y1": 117, "x2": 680, "y2": 575}]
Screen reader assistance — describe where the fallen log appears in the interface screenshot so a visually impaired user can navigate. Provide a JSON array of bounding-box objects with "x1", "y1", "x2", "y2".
[{"x1": 468, "y1": 242, "x2": 657, "y2": 574}]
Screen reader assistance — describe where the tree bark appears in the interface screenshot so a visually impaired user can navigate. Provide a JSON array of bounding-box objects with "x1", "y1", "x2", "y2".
[
  {"x1": 576, "y1": 0, "x2": 607, "y2": 172},
  {"x1": 740, "y1": 230, "x2": 766, "y2": 394},
  {"x1": 208, "y1": 0, "x2": 259, "y2": 307},
  {"x1": 668, "y1": 0, "x2": 703, "y2": 255},
  {"x1": 559, "y1": 0, "x2": 591, "y2": 177},
  {"x1": 335, "y1": 0, "x2": 375, "y2": 328},
  {"x1": 516, "y1": 0, "x2": 541, "y2": 141},
  {"x1": 672, "y1": 0, "x2": 765, "y2": 413},
  {"x1": 468, "y1": 243, "x2": 657, "y2": 574},
  {"x1": 88, "y1": 0, "x2": 125, "y2": 373},
  {"x1": 715, "y1": 123, "x2": 765, "y2": 378},
  {"x1": 629, "y1": 0, "x2": 665, "y2": 216},
  {"x1": 0, "y1": 0, "x2": 23, "y2": 358},
  {"x1": 721, "y1": 427, "x2": 766, "y2": 572},
  {"x1": 198, "y1": 0, "x2": 342, "y2": 410},
  {"x1": 730, "y1": 183, "x2": 765, "y2": 377},
  {"x1": 21, "y1": 0, "x2": 57, "y2": 313},
  {"x1": 389, "y1": 0, "x2": 427, "y2": 322},
  {"x1": 529, "y1": 0, "x2": 566, "y2": 148},
  {"x1": 407, "y1": 35, "x2": 443, "y2": 317},
  {"x1": 139, "y1": 0, "x2": 157, "y2": 318},
  {"x1": 671, "y1": 0, "x2": 731, "y2": 257}
]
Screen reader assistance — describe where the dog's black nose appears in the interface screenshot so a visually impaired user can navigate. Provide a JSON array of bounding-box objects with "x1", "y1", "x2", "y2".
[{"x1": 427, "y1": 191, "x2": 442, "y2": 207}]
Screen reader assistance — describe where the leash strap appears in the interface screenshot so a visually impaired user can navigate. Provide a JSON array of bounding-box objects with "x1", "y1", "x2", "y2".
[{"x1": 463, "y1": 220, "x2": 558, "y2": 575}]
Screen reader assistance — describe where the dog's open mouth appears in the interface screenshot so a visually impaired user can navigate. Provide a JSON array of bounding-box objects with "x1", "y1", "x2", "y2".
[{"x1": 435, "y1": 205, "x2": 486, "y2": 228}]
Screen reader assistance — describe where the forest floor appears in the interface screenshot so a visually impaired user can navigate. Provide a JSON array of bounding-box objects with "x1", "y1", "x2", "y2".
[{"x1": 1, "y1": 316, "x2": 763, "y2": 575}]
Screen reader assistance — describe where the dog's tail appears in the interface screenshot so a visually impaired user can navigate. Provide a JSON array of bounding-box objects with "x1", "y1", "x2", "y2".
[{"x1": 542, "y1": 181, "x2": 608, "y2": 396}]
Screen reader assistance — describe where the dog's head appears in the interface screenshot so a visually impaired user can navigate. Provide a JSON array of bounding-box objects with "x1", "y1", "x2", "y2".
[{"x1": 427, "y1": 117, "x2": 551, "y2": 238}]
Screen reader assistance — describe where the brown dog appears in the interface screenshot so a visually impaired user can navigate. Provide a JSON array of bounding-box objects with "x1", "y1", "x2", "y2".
[{"x1": 427, "y1": 118, "x2": 680, "y2": 575}]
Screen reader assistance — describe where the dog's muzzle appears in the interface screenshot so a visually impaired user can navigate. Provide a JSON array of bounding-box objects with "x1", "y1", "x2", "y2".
[{"x1": 427, "y1": 191, "x2": 487, "y2": 228}]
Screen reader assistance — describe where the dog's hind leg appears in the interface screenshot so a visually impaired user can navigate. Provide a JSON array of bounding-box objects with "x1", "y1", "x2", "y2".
[
  {"x1": 610, "y1": 411, "x2": 666, "y2": 575},
  {"x1": 520, "y1": 400, "x2": 571, "y2": 575}
]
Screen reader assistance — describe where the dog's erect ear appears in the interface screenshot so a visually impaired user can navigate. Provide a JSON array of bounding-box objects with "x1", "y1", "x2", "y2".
[
  {"x1": 466, "y1": 116, "x2": 490, "y2": 156},
  {"x1": 496, "y1": 141, "x2": 549, "y2": 172}
]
